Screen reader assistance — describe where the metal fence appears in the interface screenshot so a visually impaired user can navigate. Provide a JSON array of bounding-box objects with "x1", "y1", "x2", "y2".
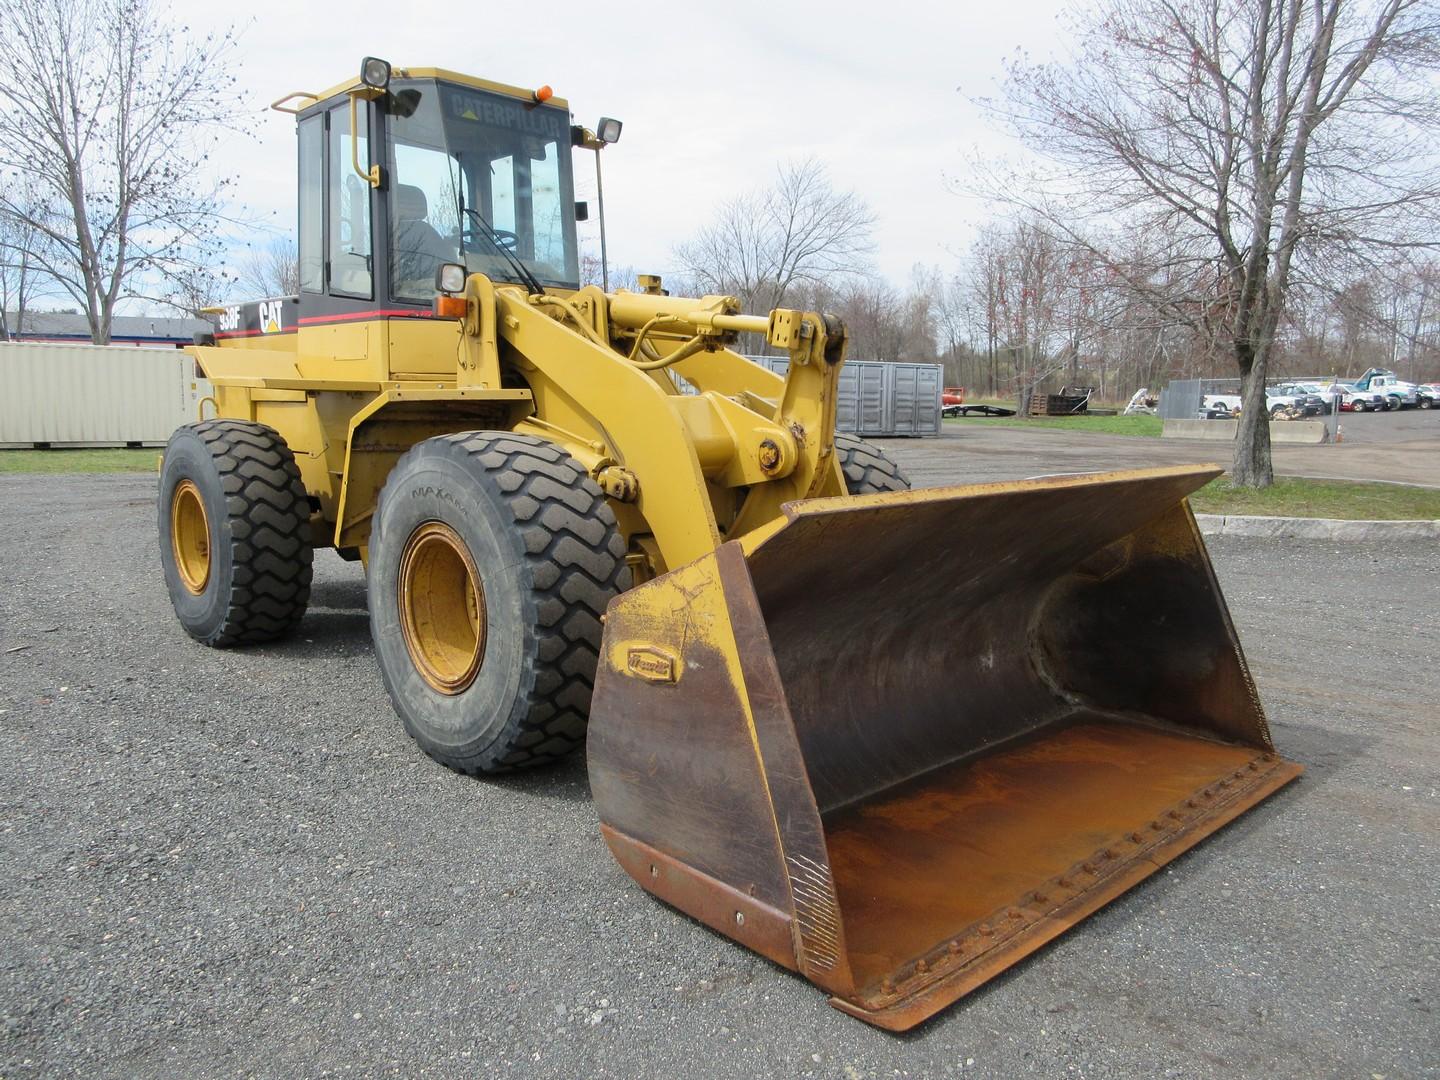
[
  {"x1": 1157, "y1": 377, "x2": 1247, "y2": 419},
  {"x1": 1158, "y1": 379, "x2": 1202, "y2": 419}
]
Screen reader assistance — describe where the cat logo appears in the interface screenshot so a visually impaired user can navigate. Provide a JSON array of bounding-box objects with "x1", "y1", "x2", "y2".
[{"x1": 258, "y1": 299, "x2": 284, "y2": 334}]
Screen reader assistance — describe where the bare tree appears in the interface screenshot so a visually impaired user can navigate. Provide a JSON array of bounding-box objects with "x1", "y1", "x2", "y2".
[
  {"x1": 985, "y1": 218, "x2": 1077, "y2": 409},
  {"x1": 0, "y1": 206, "x2": 42, "y2": 339},
  {"x1": 674, "y1": 158, "x2": 875, "y2": 318},
  {"x1": 836, "y1": 278, "x2": 905, "y2": 361},
  {"x1": 579, "y1": 250, "x2": 639, "y2": 293},
  {"x1": 986, "y1": 0, "x2": 1440, "y2": 485},
  {"x1": 233, "y1": 239, "x2": 300, "y2": 300},
  {"x1": 965, "y1": 228, "x2": 1006, "y2": 396},
  {"x1": 931, "y1": 268, "x2": 971, "y2": 383},
  {"x1": 0, "y1": 0, "x2": 241, "y2": 343}
]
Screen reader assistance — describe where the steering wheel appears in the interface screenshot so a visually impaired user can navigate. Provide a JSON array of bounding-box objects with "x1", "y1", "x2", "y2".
[{"x1": 459, "y1": 222, "x2": 518, "y2": 253}]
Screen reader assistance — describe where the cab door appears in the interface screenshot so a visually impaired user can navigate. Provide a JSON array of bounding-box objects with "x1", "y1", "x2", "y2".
[{"x1": 295, "y1": 98, "x2": 388, "y2": 380}]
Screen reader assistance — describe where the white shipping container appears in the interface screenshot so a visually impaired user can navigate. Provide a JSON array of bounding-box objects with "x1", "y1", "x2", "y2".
[{"x1": 0, "y1": 341, "x2": 210, "y2": 447}]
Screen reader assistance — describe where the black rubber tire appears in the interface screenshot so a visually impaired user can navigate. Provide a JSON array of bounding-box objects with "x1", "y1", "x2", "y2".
[
  {"x1": 835, "y1": 432, "x2": 912, "y2": 495},
  {"x1": 368, "y1": 432, "x2": 628, "y2": 774},
  {"x1": 158, "y1": 420, "x2": 313, "y2": 646}
]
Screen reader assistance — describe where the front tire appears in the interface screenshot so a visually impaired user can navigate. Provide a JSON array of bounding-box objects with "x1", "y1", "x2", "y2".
[
  {"x1": 835, "y1": 432, "x2": 912, "y2": 495},
  {"x1": 368, "y1": 432, "x2": 628, "y2": 774},
  {"x1": 158, "y1": 420, "x2": 313, "y2": 646}
]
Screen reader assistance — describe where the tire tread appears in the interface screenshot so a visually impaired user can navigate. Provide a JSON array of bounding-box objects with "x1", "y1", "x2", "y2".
[
  {"x1": 175, "y1": 419, "x2": 312, "y2": 646},
  {"x1": 835, "y1": 432, "x2": 912, "y2": 494},
  {"x1": 374, "y1": 432, "x2": 627, "y2": 774}
]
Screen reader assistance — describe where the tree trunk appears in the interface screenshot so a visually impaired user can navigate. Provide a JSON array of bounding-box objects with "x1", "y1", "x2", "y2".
[{"x1": 1230, "y1": 349, "x2": 1273, "y2": 487}]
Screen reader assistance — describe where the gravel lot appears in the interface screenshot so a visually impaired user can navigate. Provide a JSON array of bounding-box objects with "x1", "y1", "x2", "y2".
[
  {"x1": 1, "y1": 470, "x2": 1436, "y2": 1079},
  {"x1": 895, "y1": 408, "x2": 1440, "y2": 488}
]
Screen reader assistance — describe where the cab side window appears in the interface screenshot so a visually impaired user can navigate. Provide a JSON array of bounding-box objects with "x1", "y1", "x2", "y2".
[
  {"x1": 328, "y1": 103, "x2": 373, "y2": 298},
  {"x1": 297, "y1": 116, "x2": 323, "y2": 293}
]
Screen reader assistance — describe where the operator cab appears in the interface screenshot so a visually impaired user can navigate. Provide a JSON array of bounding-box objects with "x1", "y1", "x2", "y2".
[{"x1": 280, "y1": 64, "x2": 582, "y2": 334}]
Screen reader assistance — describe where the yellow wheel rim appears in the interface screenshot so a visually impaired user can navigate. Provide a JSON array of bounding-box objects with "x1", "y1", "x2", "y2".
[
  {"x1": 398, "y1": 521, "x2": 486, "y2": 695},
  {"x1": 170, "y1": 479, "x2": 211, "y2": 595}
]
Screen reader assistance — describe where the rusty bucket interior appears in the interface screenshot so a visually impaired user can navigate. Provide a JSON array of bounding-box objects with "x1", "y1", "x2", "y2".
[{"x1": 588, "y1": 464, "x2": 1301, "y2": 1031}]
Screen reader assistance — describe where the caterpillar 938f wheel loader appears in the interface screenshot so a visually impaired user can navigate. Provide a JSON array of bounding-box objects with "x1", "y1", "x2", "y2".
[{"x1": 158, "y1": 59, "x2": 1300, "y2": 1030}]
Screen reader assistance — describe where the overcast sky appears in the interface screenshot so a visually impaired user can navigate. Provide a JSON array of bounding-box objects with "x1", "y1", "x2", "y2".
[{"x1": 188, "y1": 0, "x2": 1071, "y2": 289}]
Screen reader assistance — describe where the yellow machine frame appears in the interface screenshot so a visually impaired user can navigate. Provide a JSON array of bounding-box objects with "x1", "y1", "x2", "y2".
[{"x1": 192, "y1": 279, "x2": 850, "y2": 580}]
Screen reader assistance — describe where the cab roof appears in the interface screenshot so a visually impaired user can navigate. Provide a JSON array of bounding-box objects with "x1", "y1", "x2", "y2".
[{"x1": 301, "y1": 66, "x2": 570, "y2": 114}]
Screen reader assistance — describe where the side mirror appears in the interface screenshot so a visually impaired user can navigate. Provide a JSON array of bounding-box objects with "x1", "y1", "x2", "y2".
[{"x1": 575, "y1": 201, "x2": 589, "y2": 222}]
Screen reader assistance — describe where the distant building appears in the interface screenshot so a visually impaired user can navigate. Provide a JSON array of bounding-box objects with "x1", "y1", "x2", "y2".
[{"x1": 3, "y1": 311, "x2": 209, "y2": 347}]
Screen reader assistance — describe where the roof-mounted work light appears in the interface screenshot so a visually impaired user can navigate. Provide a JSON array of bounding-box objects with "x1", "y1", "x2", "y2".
[
  {"x1": 360, "y1": 56, "x2": 392, "y2": 91},
  {"x1": 596, "y1": 117, "x2": 623, "y2": 144}
]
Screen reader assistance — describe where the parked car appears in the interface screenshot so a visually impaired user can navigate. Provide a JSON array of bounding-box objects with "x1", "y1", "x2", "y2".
[
  {"x1": 1283, "y1": 383, "x2": 1331, "y2": 414},
  {"x1": 1260, "y1": 388, "x2": 1309, "y2": 419},
  {"x1": 1330, "y1": 381, "x2": 1386, "y2": 412},
  {"x1": 1272, "y1": 384, "x2": 1327, "y2": 416},
  {"x1": 1202, "y1": 390, "x2": 1306, "y2": 419},
  {"x1": 1416, "y1": 384, "x2": 1438, "y2": 409},
  {"x1": 1199, "y1": 393, "x2": 1237, "y2": 419}
]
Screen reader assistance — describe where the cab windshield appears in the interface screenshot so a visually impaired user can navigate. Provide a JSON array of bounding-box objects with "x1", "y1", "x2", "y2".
[{"x1": 385, "y1": 79, "x2": 579, "y2": 300}]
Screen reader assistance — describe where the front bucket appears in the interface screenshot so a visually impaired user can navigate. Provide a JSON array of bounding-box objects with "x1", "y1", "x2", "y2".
[{"x1": 588, "y1": 464, "x2": 1301, "y2": 1031}]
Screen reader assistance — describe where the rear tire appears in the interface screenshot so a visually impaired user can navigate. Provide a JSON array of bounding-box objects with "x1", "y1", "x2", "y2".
[
  {"x1": 368, "y1": 432, "x2": 628, "y2": 774},
  {"x1": 835, "y1": 432, "x2": 912, "y2": 495},
  {"x1": 158, "y1": 420, "x2": 313, "y2": 646}
]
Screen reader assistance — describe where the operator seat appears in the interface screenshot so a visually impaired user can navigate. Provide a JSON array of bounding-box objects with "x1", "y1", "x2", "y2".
[{"x1": 392, "y1": 184, "x2": 453, "y2": 296}]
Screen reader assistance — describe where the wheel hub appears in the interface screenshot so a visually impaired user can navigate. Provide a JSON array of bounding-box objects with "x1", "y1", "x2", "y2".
[
  {"x1": 398, "y1": 521, "x2": 487, "y2": 694},
  {"x1": 171, "y1": 479, "x2": 211, "y2": 594}
]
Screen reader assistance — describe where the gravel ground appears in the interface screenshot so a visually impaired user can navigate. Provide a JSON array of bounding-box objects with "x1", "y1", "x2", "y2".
[
  {"x1": 1, "y1": 471, "x2": 1436, "y2": 1080},
  {"x1": 888, "y1": 408, "x2": 1440, "y2": 488}
]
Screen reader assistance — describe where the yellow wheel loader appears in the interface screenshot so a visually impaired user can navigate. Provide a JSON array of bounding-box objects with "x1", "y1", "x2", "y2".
[{"x1": 158, "y1": 59, "x2": 1300, "y2": 1030}]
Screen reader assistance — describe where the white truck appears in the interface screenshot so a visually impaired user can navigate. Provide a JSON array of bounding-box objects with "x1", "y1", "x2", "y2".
[{"x1": 1353, "y1": 367, "x2": 1420, "y2": 410}]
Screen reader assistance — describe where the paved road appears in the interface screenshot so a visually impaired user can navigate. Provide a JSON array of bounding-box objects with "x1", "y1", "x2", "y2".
[
  {"x1": 1, "y1": 473, "x2": 1436, "y2": 1080},
  {"x1": 885, "y1": 410, "x2": 1438, "y2": 489}
]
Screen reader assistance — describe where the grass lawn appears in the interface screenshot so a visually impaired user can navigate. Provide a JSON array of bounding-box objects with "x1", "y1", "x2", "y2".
[
  {"x1": 1189, "y1": 477, "x2": 1440, "y2": 519},
  {"x1": 0, "y1": 448, "x2": 159, "y2": 474},
  {"x1": 947, "y1": 412, "x2": 1164, "y2": 437}
]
